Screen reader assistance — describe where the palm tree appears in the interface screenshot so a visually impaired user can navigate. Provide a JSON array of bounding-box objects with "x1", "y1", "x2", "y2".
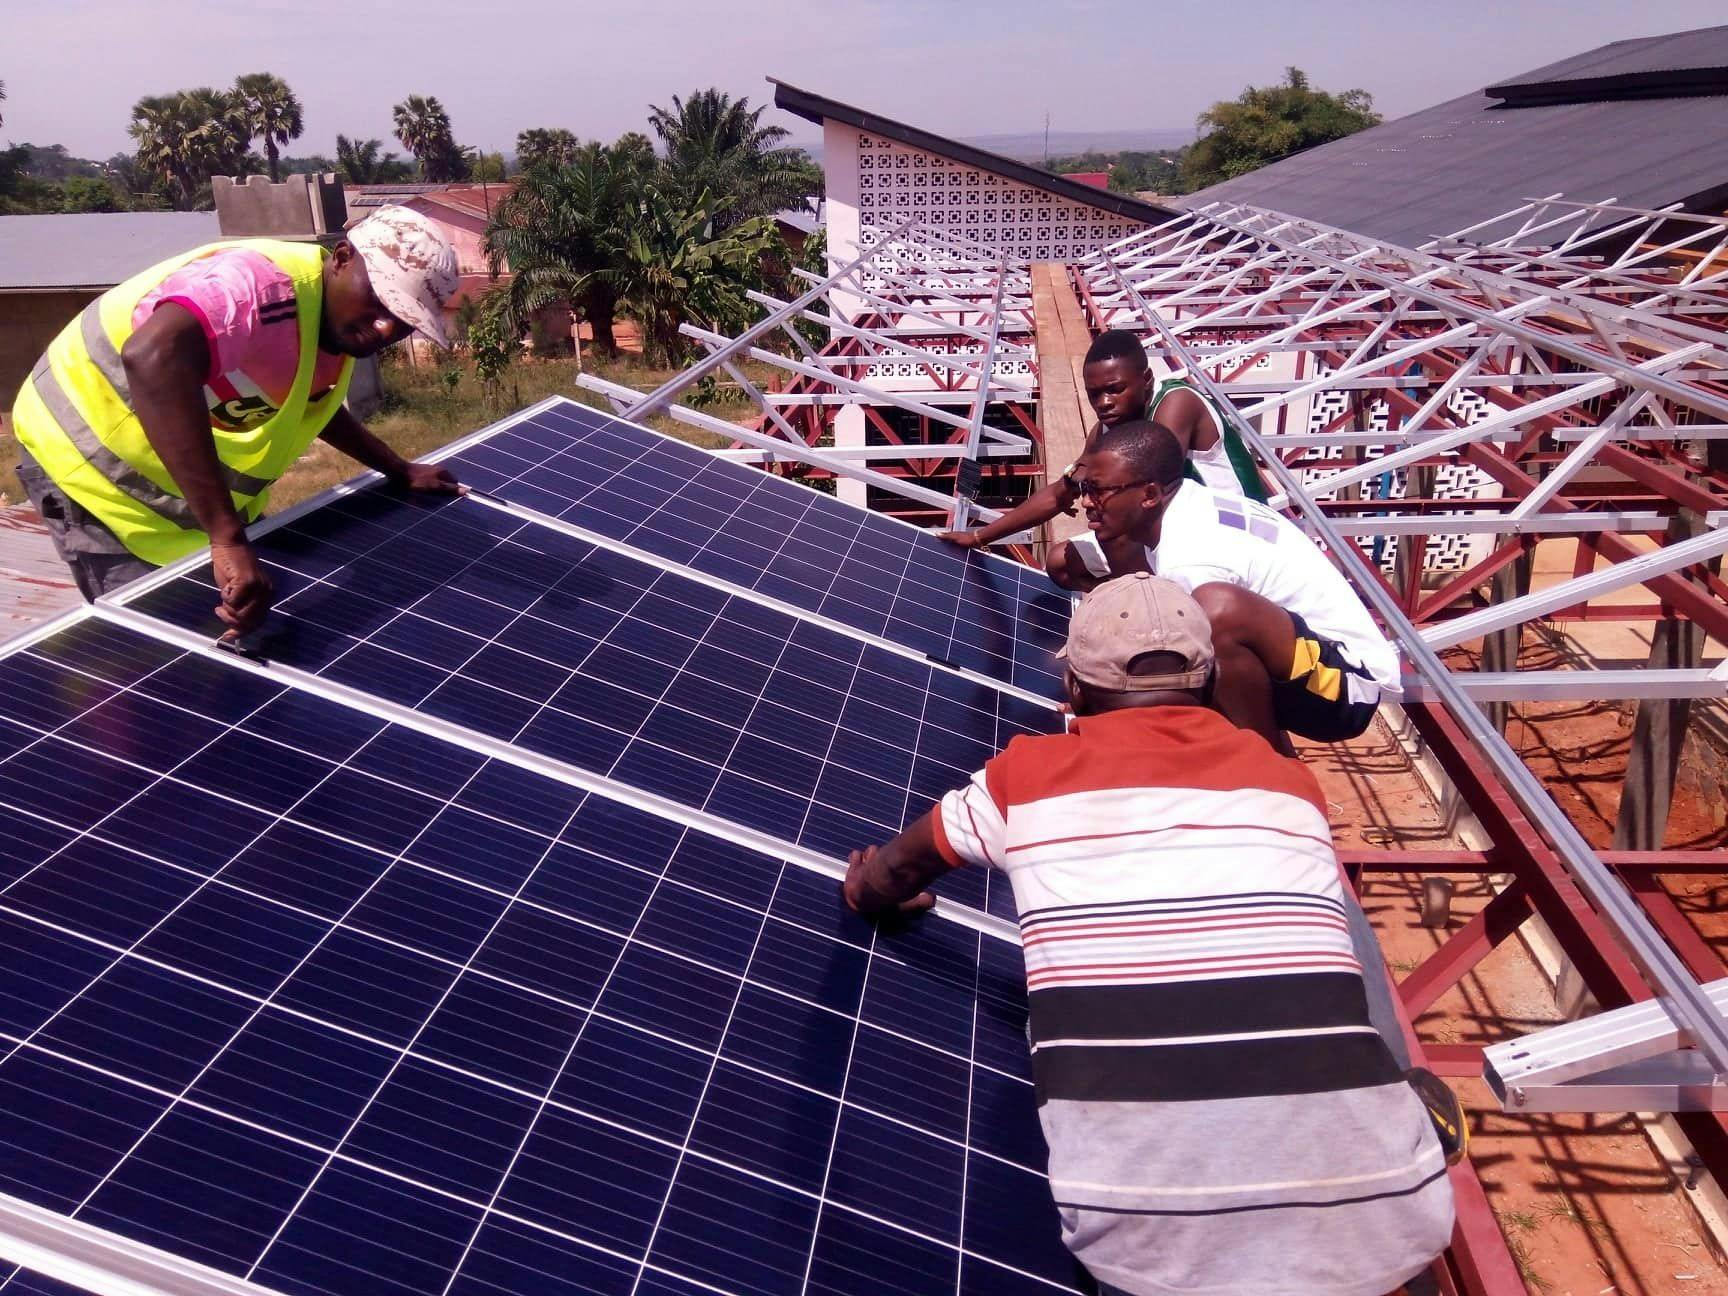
[
  {"x1": 336, "y1": 134, "x2": 410, "y2": 184},
  {"x1": 233, "y1": 72, "x2": 304, "y2": 182},
  {"x1": 129, "y1": 94, "x2": 199, "y2": 207},
  {"x1": 392, "y1": 94, "x2": 468, "y2": 182},
  {"x1": 598, "y1": 181, "x2": 777, "y2": 364},
  {"x1": 515, "y1": 127, "x2": 580, "y2": 172},
  {"x1": 484, "y1": 142, "x2": 632, "y2": 355},
  {"x1": 129, "y1": 88, "x2": 254, "y2": 208},
  {"x1": 0, "y1": 80, "x2": 7, "y2": 130},
  {"x1": 647, "y1": 89, "x2": 821, "y2": 229}
]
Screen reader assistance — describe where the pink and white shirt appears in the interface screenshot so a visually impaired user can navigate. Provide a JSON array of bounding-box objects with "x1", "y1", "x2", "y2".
[{"x1": 135, "y1": 248, "x2": 346, "y2": 433}]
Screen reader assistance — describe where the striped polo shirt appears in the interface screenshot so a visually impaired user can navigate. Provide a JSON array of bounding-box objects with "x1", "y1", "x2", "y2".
[{"x1": 933, "y1": 705, "x2": 1453, "y2": 1296}]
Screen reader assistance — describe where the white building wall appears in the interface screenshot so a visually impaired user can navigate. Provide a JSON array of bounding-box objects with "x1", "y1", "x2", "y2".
[
  {"x1": 820, "y1": 120, "x2": 1149, "y2": 399},
  {"x1": 822, "y1": 122, "x2": 1147, "y2": 301}
]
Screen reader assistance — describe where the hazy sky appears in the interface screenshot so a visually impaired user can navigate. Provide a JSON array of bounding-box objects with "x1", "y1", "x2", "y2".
[{"x1": 6, "y1": 0, "x2": 1725, "y2": 161}]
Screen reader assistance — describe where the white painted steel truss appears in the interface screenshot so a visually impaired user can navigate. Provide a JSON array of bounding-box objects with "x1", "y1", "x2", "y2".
[
  {"x1": 577, "y1": 221, "x2": 1041, "y2": 528},
  {"x1": 1076, "y1": 198, "x2": 1728, "y2": 1111},
  {"x1": 575, "y1": 199, "x2": 1728, "y2": 1107},
  {"x1": 1070, "y1": 198, "x2": 1728, "y2": 698}
]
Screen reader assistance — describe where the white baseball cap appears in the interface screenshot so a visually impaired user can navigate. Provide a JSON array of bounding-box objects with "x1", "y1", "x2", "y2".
[{"x1": 348, "y1": 206, "x2": 459, "y2": 349}]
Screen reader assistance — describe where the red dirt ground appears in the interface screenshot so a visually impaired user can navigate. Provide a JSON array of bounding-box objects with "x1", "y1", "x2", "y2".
[{"x1": 1298, "y1": 690, "x2": 1728, "y2": 1295}]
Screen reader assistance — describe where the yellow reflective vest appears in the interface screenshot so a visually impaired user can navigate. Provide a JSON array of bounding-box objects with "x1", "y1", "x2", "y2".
[{"x1": 11, "y1": 239, "x2": 354, "y2": 566}]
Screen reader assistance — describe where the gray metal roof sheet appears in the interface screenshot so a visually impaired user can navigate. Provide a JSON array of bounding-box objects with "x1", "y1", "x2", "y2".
[
  {"x1": 1182, "y1": 26, "x2": 1728, "y2": 248},
  {"x1": 0, "y1": 212, "x2": 221, "y2": 290}
]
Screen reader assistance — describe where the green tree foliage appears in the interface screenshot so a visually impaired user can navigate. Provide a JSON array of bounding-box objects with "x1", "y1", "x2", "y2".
[
  {"x1": 275, "y1": 154, "x2": 337, "y2": 176},
  {"x1": 233, "y1": 72, "x2": 304, "y2": 182},
  {"x1": 1183, "y1": 67, "x2": 1379, "y2": 189},
  {"x1": 59, "y1": 175, "x2": 123, "y2": 212},
  {"x1": 468, "y1": 307, "x2": 520, "y2": 410},
  {"x1": 1048, "y1": 148, "x2": 1190, "y2": 195},
  {"x1": 603, "y1": 185, "x2": 778, "y2": 364},
  {"x1": 484, "y1": 141, "x2": 637, "y2": 356},
  {"x1": 469, "y1": 149, "x2": 507, "y2": 182},
  {"x1": 336, "y1": 135, "x2": 411, "y2": 185},
  {"x1": 392, "y1": 94, "x2": 470, "y2": 182},
  {"x1": 128, "y1": 87, "x2": 257, "y2": 208},
  {"x1": 648, "y1": 89, "x2": 821, "y2": 230},
  {"x1": 515, "y1": 127, "x2": 581, "y2": 172},
  {"x1": 13, "y1": 143, "x2": 104, "y2": 181},
  {"x1": 105, "y1": 152, "x2": 170, "y2": 210},
  {"x1": 484, "y1": 130, "x2": 778, "y2": 366}
]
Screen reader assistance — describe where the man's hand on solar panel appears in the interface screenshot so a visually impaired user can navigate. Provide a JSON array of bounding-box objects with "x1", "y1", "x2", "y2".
[
  {"x1": 318, "y1": 407, "x2": 465, "y2": 498},
  {"x1": 399, "y1": 461, "x2": 465, "y2": 495},
  {"x1": 210, "y1": 541, "x2": 273, "y2": 635},
  {"x1": 842, "y1": 816, "x2": 944, "y2": 918}
]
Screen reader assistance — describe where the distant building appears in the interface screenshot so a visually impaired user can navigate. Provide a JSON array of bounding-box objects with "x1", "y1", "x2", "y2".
[
  {"x1": 0, "y1": 211, "x2": 220, "y2": 404},
  {"x1": 771, "y1": 78, "x2": 1175, "y2": 307},
  {"x1": 773, "y1": 200, "x2": 824, "y2": 255},
  {"x1": 1062, "y1": 171, "x2": 1111, "y2": 190}
]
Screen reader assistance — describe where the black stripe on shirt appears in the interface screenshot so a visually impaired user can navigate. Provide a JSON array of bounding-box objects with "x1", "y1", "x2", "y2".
[
  {"x1": 1054, "y1": 1164, "x2": 1448, "y2": 1217},
  {"x1": 1028, "y1": 972, "x2": 1374, "y2": 1046},
  {"x1": 1034, "y1": 1030, "x2": 1400, "y2": 1105},
  {"x1": 258, "y1": 302, "x2": 298, "y2": 324}
]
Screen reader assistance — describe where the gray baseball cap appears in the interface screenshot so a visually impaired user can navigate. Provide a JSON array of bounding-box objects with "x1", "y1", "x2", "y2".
[{"x1": 1058, "y1": 573, "x2": 1214, "y2": 691}]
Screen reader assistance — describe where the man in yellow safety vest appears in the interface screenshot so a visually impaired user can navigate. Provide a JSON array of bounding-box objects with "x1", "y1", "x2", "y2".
[{"x1": 10, "y1": 204, "x2": 464, "y2": 632}]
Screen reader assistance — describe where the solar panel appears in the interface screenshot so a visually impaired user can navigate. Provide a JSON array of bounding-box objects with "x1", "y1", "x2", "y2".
[
  {"x1": 121, "y1": 491, "x2": 1056, "y2": 922},
  {"x1": 0, "y1": 615, "x2": 1086, "y2": 1296},
  {"x1": 442, "y1": 400, "x2": 1071, "y2": 697}
]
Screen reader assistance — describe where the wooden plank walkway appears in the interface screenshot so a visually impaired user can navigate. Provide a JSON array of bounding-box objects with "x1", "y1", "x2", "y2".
[{"x1": 1030, "y1": 263, "x2": 1095, "y2": 543}]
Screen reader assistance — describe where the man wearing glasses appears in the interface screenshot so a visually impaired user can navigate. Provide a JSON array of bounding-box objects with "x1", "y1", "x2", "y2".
[
  {"x1": 1069, "y1": 419, "x2": 1400, "y2": 748},
  {"x1": 10, "y1": 205, "x2": 463, "y2": 630}
]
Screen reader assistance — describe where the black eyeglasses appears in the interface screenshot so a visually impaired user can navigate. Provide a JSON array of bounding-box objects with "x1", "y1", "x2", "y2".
[{"x1": 1075, "y1": 477, "x2": 1153, "y2": 505}]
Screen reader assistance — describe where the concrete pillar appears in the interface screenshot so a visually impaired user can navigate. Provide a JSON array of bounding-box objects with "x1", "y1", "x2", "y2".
[
  {"x1": 1394, "y1": 464, "x2": 1437, "y2": 601},
  {"x1": 1483, "y1": 549, "x2": 1534, "y2": 734},
  {"x1": 1613, "y1": 510, "x2": 1711, "y2": 851},
  {"x1": 833, "y1": 405, "x2": 868, "y2": 509}
]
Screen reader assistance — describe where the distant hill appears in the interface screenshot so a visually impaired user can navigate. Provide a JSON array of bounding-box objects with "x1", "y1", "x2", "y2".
[
  {"x1": 791, "y1": 127, "x2": 1193, "y2": 164},
  {"x1": 968, "y1": 128, "x2": 1194, "y2": 162}
]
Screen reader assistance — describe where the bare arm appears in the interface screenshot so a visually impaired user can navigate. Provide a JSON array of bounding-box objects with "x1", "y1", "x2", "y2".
[
  {"x1": 319, "y1": 404, "x2": 465, "y2": 495},
  {"x1": 124, "y1": 303, "x2": 245, "y2": 545},
  {"x1": 843, "y1": 810, "x2": 947, "y2": 917},
  {"x1": 124, "y1": 304, "x2": 272, "y2": 631},
  {"x1": 939, "y1": 472, "x2": 1081, "y2": 548},
  {"x1": 319, "y1": 404, "x2": 410, "y2": 479},
  {"x1": 1151, "y1": 387, "x2": 1210, "y2": 454}
]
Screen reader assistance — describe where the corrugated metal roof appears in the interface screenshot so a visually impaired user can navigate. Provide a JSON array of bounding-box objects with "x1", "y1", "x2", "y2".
[
  {"x1": 0, "y1": 504, "x2": 80, "y2": 637},
  {"x1": 1182, "y1": 25, "x2": 1728, "y2": 248},
  {"x1": 0, "y1": 212, "x2": 220, "y2": 290},
  {"x1": 774, "y1": 202, "x2": 823, "y2": 236}
]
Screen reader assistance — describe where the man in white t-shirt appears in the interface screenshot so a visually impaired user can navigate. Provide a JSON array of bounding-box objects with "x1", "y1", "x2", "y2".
[{"x1": 1071, "y1": 420, "x2": 1400, "y2": 745}]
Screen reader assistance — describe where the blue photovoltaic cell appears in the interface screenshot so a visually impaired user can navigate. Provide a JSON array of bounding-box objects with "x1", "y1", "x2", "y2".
[
  {"x1": 128, "y1": 490, "x2": 1057, "y2": 921},
  {"x1": 0, "y1": 618, "x2": 1087, "y2": 1296},
  {"x1": 444, "y1": 400, "x2": 1071, "y2": 696}
]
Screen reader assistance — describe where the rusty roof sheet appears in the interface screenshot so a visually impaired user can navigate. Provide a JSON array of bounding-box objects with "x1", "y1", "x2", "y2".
[{"x1": 0, "y1": 504, "x2": 80, "y2": 641}]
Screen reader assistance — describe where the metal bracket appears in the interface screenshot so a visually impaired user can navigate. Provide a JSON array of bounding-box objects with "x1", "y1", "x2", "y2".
[{"x1": 1484, "y1": 976, "x2": 1728, "y2": 1112}]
